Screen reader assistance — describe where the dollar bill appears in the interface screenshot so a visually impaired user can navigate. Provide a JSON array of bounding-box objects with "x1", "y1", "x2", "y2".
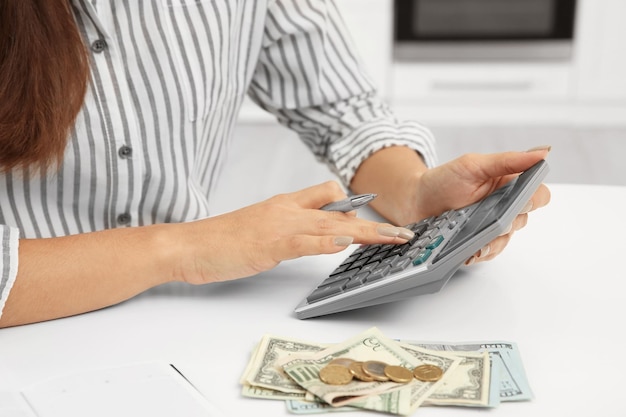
[
  {"x1": 395, "y1": 343, "x2": 464, "y2": 413},
  {"x1": 283, "y1": 345, "x2": 478, "y2": 415},
  {"x1": 241, "y1": 331, "x2": 531, "y2": 415},
  {"x1": 241, "y1": 384, "x2": 307, "y2": 401},
  {"x1": 422, "y1": 350, "x2": 492, "y2": 407},
  {"x1": 240, "y1": 334, "x2": 328, "y2": 394},
  {"x1": 285, "y1": 388, "x2": 412, "y2": 415},
  {"x1": 404, "y1": 340, "x2": 533, "y2": 402},
  {"x1": 281, "y1": 327, "x2": 459, "y2": 413},
  {"x1": 286, "y1": 400, "x2": 354, "y2": 414}
]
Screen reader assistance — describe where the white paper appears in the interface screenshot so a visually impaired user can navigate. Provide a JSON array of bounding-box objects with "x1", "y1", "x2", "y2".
[{"x1": 0, "y1": 363, "x2": 227, "y2": 417}]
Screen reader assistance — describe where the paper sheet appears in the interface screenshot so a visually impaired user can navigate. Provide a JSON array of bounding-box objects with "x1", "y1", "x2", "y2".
[{"x1": 0, "y1": 362, "x2": 227, "y2": 417}]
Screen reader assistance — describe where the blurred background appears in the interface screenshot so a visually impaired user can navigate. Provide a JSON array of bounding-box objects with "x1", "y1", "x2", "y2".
[{"x1": 213, "y1": 0, "x2": 626, "y2": 212}]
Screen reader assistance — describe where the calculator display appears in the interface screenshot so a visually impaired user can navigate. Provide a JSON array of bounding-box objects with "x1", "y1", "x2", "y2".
[{"x1": 434, "y1": 177, "x2": 518, "y2": 262}]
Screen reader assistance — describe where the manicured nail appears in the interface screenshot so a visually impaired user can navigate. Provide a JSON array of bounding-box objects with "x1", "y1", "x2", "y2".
[
  {"x1": 478, "y1": 244, "x2": 491, "y2": 258},
  {"x1": 397, "y1": 227, "x2": 415, "y2": 240},
  {"x1": 377, "y1": 226, "x2": 400, "y2": 237},
  {"x1": 334, "y1": 236, "x2": 353, "y2": 246},
  {"x1": 526, "y1": 145, "x2": 552, "y2": 153},
  {"x1": 520, "y1": 200, "x2": 533, "y2": 214},
  {"x1": 377, "y1": 226, "x2": 415, "y2": 240}
]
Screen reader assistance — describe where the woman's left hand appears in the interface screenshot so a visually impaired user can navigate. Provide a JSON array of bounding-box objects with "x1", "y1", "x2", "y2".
[{"x1": 411, "y1": 148, "x2": 552, "y2": 265}]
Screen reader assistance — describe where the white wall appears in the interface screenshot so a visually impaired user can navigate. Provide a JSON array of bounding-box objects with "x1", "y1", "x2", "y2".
[{"x1": 242, "y1": 0, "x2": 626, "y2": 126}]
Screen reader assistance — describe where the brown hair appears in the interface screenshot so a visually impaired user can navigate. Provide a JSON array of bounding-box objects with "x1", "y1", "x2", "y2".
[{"x1": 0, "y1": 1, "x2": 89, "y2": 172}]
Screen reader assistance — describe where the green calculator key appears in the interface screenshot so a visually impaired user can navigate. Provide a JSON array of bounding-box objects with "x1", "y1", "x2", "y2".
[{"x1": 412, "y1": 249, "x2": 432, "y2": 266}]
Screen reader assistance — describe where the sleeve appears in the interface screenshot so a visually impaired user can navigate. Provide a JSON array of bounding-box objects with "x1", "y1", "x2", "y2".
[
  {"x1": 247, "y1": 0, "x2": 437, "y2": 186},
  {"x1": 0, "y1": 226, "x2": 19, "y2": 320}
]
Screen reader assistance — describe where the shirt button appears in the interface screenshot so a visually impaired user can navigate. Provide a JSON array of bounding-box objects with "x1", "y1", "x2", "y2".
[
  {"x1": 91, "y1": 39, "x2": 107, "y2": 53},
  {"x1": 118, "y1": 145, "x2": 133, "y2": 159},
  {"x1": 117, "y1": 213, "x2": 131, "y2": 225}
]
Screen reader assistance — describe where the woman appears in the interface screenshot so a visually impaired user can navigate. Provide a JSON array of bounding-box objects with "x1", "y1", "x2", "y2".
[{"x1": 0, "y1": 1, "x2": 550, "y2": 327}]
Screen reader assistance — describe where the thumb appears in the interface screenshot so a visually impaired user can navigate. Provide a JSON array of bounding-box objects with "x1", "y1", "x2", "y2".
[{"x1": 478, "y1": 146, "x2": 551, "y2": 179}]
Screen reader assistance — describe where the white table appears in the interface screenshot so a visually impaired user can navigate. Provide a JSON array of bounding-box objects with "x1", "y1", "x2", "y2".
[{"x1": 1, "y1": 183, "x2": 624, "y2": 416}]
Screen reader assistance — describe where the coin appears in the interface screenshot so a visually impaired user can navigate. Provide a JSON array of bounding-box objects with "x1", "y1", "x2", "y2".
[
  {"x1": 384, "y1": 365, "x2": 413, "y2": 383},
  {"x1": 361, "y1": 360, "x2": 390, "y2": 381},
  {"x1": 328, "y1": 357, "x2": 356, "y2": 368},
  {"x1": 319, "y1": 364, "x2": 354, "y2": 385},
  {"x1": 413, "y1": 364, "x2": 444, "y2": 382},
  {"x1": 348, "y1": 361, "x2": 375, "y2": 382}
]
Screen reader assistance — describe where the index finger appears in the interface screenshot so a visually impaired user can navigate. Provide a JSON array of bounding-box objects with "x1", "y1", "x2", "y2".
[{"x1": 288, "y1": 181, "x2": 349, "y2": 210}]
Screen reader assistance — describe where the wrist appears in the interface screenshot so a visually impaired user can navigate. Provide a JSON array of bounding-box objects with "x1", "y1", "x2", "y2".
[
  {"x1": 351, "y1": 146, "x2": 431, "y2": 225},
  {"x1": 142, "y1": 223, "x2": 186, "y2": 285}
]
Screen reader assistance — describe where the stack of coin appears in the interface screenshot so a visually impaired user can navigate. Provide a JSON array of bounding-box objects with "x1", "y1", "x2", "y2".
[{"x1": 318, "y1": 358, "x2": 444, "y2": 386}]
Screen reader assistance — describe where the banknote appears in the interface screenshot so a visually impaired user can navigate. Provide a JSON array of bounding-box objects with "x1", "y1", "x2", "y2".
[
  {"x1": 281, "y1": 327, "x2": 458, "y2": 412},
  {"x1": 241, "y1": 384, "x2": 307, "y2": 401},
  {"x1": 241, "y1": 331, "x2": 532, "y2": 415},
  {"x1": 285, "y1": 388, "x2": 412, "y2": 415},
  {"x1": 404, "y1": 340, "x2": 533, "y2": 402},
  {"x1": 286, "y1": 400, "x2": 354, "y2": 414},
  {"x1": 420, "y1": 350, "x2": 492, "y2": 407},
  {"x1": 281, "y1": 328, "x2": 417, "y2": 408},
  {"x1": 240, "y1": 334, "x2": 328, "y2": 394},
  {"x1": 395, "y1": 343, "x2": 463, "y2": 413},
  {"x1": 283, "y1": 346, "x2": 490, "y2": 413}
]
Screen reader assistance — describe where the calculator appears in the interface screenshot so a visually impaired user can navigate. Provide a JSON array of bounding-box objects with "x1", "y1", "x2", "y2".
[{"x1": 295, "y1": 160, "x2": 549, "y2": 319}]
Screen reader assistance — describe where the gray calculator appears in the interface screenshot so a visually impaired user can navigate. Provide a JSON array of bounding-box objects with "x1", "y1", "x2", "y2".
[{"x1": 295, "y1": 160, "x2": 549, "y2": 319}]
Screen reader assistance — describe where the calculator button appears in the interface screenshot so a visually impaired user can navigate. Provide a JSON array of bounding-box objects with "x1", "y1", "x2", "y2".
[
  {"x1": 329, "y1": 263, "x2": 351, "y2": 276},
  {"x1": 320, "y1": 269, "x2": 358, "y2": 286},
  {"x1": 351, "y1": 257, "x2": 368, "y2": 270},
  {"x1": 345, "y1": 271, "x2": 370, "y2": 290},
  {"x1": 390, "y1": 256, "x2": 413, "y2": 273},
  {"x1": 406, "y1": 247, "x2": 422, "y2": 259},
  {"x1": 358, "y1": 247, "x2": 379, "y2": 260},
  {"x1": 307, "y1": 280, "x2": 348, "y2": 302},
  {"x1": 378, "y1": 243, "x2": 396, "y2": 252},
  {"x1": 360, "y1": 261, "x2": 380, "y2": 274},
  {"x1": 432, "y1": 218, "x2": 447, "y2": 228},
  {"x1": 380, "y1": 255, "x2": 399, "y2": 268},
  {"x1": 343, "y1": 253, "x2": 361, "y2": 265},
  {"x1": 412, "y1": 249, "x2": 433, "y2": 266},
  {"x1": 388, "y1": 244, "x2": 410, "y2": 258},
  {"x1": 410, "y1": 223, "x2": 428, "y2": 235},
  {"x1": 426, "y1": 235, "x2": 444, "y2": 249},
  {"x1": 369, "y1": 250, "x2": 389, "y2": 264},
  {"x1": 351, "y1": 245, "x2": 369, "y2": 257},
  {"x1": 412, "y1": 237, "x2": 430, "y2": 249},
  {"x1": 365, "y1": 264, "x2": 392, "y2": 282}
]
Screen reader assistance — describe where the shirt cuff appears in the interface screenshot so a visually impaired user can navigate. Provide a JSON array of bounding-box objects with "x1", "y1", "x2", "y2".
[
  {"x1": 327, "y1": 118, "x2": 438, "y2": 186},
  {"x1": 0, "y1": 226, "x2": 20, "y2": 320}
]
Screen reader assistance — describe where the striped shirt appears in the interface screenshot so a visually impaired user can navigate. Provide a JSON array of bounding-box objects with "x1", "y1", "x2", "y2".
[{"x1": 0, "y1": 0, "x2": 437, "y2": 318}]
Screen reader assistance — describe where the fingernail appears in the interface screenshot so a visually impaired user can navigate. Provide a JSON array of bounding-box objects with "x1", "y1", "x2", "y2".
[
  {"x1": 499, "y1": 223, "x2": 513, "y2": 236},
  {"x1": 478, "y1": 244, "x2": 491, "y2": 258},
  {"x1": 526, "y1": 145, "x2": 552, "y2": 153},
  {"x1": 520, "y1": 200, "x2": 533, "y2": 214},
  {"x1": 465, "y1": 256, "x2": 476, "y2": 266},
  {"x1": 377, "y1": 226, "x2": 415, "y2": 240},
  {"x1": 377, "y1": 226, "x2": 400, "y2": 237},
  {"x1": 397, "y1": 227, "x2": 415, "y2": 240},
  {"x1": 334, "y1": 236, "x2": 353, "y2": 246}
]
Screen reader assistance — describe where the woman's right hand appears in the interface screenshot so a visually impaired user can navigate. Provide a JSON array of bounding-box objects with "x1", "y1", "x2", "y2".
[{"x1": 172, "y1": 181, "x2": 414, "y2": 285}]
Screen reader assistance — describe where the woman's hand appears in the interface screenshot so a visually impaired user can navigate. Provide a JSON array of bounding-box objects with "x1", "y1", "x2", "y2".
[
  {"x1": 412, "y1": 147, "x2": 552, "y2": 265},
  {"x1": 173, "y1": 181, "x2": 415, "y2": 285},
  {"x1": 350, "y1": 145, "x2": 551, "y2": 266}
]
